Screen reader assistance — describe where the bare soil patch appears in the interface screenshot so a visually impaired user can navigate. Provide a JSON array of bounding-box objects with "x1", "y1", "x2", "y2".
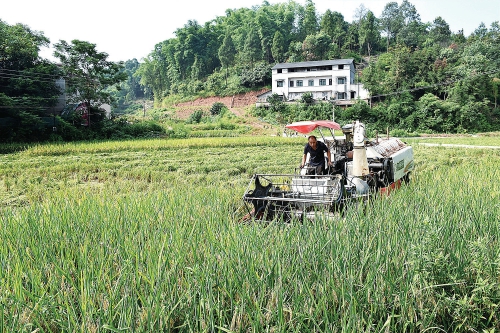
[{"x1": 174, "y1": 88, "x2": 269, "y2": 119}]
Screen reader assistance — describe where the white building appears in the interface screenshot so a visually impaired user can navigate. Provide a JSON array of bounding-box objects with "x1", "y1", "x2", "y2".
[{"x1": 271, "y1": 59, "x2": 370, "y2": 105}]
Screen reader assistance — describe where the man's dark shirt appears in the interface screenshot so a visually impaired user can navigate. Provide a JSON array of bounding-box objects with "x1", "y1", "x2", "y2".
[{"x1": 304, "y1": 141, "x2": 328, "y2": 166}]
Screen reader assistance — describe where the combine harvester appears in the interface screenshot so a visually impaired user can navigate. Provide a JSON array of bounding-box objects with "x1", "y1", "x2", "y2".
[{"x1": 241, "y1": 120, "x2": 414, "y2": 221}]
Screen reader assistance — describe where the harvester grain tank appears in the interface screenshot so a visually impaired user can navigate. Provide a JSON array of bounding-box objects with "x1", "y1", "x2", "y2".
[{"x1": 240, "y1": 120, "x2": 414, "y2": 221}]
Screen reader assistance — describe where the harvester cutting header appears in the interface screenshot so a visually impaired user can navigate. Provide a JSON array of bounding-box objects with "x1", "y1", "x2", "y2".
[{"x1": 241, "y1": 120, "x2": 414, "y2": 221}]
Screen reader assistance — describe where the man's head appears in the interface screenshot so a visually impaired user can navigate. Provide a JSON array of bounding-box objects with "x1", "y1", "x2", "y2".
[{"x1": 308, "y1": 135, "x2": 317, "y2": 149}]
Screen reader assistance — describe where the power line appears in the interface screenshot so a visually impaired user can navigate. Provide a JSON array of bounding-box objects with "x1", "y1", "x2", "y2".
[
  {"x1": 8, "y1": 96, "x2": 63, "y2": 101},
  {"x1": 0, "y1": 68, "x2": 63, "y2": 80},
  {"x1": 0, "y1": 100, "x2": 58, "y2": 108},
  {"x1": 0, "y1": 106, "x2": 52, "y2": 109},
  {"x1": 0, "y1": 73, "x2": 62, "y2": 84},
  {"x1": 0, "y1": 69, "x2": 93, "y2": 84},
  {"x1": 0, "y1": 74, "x2": 96, "y2": 93}
]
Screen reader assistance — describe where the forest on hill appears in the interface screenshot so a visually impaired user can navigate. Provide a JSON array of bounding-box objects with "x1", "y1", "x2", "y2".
[
  {"x1": 1, "y1": 0, "x2": 499, "y2": 142},
  {"x1": 134, "y1": 0, "x2": 499, "y2": 134}
]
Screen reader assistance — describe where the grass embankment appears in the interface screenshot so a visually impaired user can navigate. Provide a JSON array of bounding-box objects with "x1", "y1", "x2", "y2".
[
  {"x1": 408, "y1": 132, "x2": 500, "y2": 146},
  {"x1": 1, "y1": 137, "x2": 499, "y2": 332}
]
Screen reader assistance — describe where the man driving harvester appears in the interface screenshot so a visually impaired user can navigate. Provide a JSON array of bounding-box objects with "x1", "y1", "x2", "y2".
[{"x1": 300, "y1": 135, "x2": 333, "y2": 175}]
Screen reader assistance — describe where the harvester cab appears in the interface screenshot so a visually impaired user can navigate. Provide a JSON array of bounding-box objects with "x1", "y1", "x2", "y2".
[{"x1": 240, "y1": 120, "x2": 414, "y2": 222}]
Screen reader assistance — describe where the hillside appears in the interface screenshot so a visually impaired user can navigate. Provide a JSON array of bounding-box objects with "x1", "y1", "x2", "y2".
[
  {"x1": 171, "y1": 88, "x2": 281, "y2": 135},
  {"x1": 173, "y1": 88, "x2": 269, "y2": 119}
]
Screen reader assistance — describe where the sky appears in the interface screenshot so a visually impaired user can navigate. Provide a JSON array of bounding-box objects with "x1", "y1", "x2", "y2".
[{"x1": 2, "y1": 0, "x2": 499, "y2": 63}]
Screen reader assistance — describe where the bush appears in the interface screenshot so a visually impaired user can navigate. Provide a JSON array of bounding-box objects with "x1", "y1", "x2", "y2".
[
  {"x1": 124, "y1": 121, "x2": 165, "y2": 138},
  {"x1": 267, "y1": 93, "x2": 286, "y2": 114},
  {"x1": 164, "y1": 125, "x2": 189, "y2": 138},
  {"x1": 210, "y1": 102, "x2": 227, "y2": 116},
  {"x1": 300, "y1": 92, "x2": 314, "y2": 105},
  {"x1": 187, "y1": 110, "x2": 204, "y2": 124},
  {"x1": 54, "y1": 117, "x2": 86, "y2": 141},
  {"x1": 205, "y1": 70, "x2": 225, "y2": 95}
]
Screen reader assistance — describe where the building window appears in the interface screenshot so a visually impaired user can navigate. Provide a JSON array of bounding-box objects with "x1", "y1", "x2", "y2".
[
  {"x1": 337, "y1": 77, "x2": 346, "y2": 84},
  {"x1": 308, "y1": 79, "x2": 314, "y2": 86},
  {"x1": 277, "y1": 80, "x2": 284, "y2": 87},
  {"x1": 338, "y1": 65, "x2": 344, "y2": 69},
  {"x1": 329, "y1": 78, "x2": 332, "y2": 85},
  {"x1": 337, "y1": 92, "x2": 347, "y2": 100},
  {"x1": 289, "y1": 80, "x2": 294, "y2": 87},
  {"x1": 277, "y1": 69, "x2": 282, "y2": 73},
  {"x1": 319, "y1": 79, "x2": 326, "y2": 86},
  {"x1": 297, "y1": 80, "x2": 303, "y2": 87}
]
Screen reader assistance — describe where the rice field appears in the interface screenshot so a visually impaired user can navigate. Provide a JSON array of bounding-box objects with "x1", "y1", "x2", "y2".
[
  {"x1": 1, "y1": 136, "x2": 499, "y2": 332},
  {"x1": 408, "y1": 133, "x2": 500, "y2": 147}
]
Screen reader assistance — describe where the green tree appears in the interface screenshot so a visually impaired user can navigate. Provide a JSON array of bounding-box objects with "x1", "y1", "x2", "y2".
[
  {"x1": 428, "y1": 16, "x2": 451, "y2": 46},
  {"x1": 125, "y1": 59, "x2": 145, "y2": 99},
  {"x1": 112, "y1": 58, "x2": 148, "y2": 112},
  {"x1": 54, "y1": 40, "x2": 127, "y2": 112},
  {"x1": 343, "y1": 23, "x2": 359, "y2": 53},
  {"x1": 320, "y1": 10, "x2": 347, "y2": 50},
  {"x1": 396, "y1": 0, "x2": 426, "y2": 48},
  {"x1": 256, "y1": 2, "x2": 279, "y2": 63},
  {"x1": 303, "y1": 0, "x2": 318, "y2": 37},
  {"x1": 136, "y1": 56, "x2": 164, "y2": 101},
  {"x1": 271, "y1": 31, "x2": 286, "y2": 63},
  {"x1": 191, "y1": 55, "x2": 203, "y2": 81},
  {"x1": 218, "y1": 32, "x2": 236, "y2": 85},
  {"x1": 473, "y1": 22, "x2": 488, "y2": 38},
  {"x1": 0, "y1": 20, "x2": 61, "y2": 142},
  {"x1": 359, "y1": 10, "x2": 379, "y2": 56},
  {"x1": 353, "y1": 4, "x2": 368, "y2": 31},
  {"x1": 267, "y1": 93, "x2": 286, "y2": 113},
  {"x1": 120, "y1": 59, "x2": 145, "y2": 101},
  {"x1": 302, "y1": 32, "x2": 331, "y2": 61},
  {"x1": 380, "y1": 2, "x2": 403, "y2": 51},
  {"x1": 446, "y1": 26, "x2": 500, "y2": 131},
  {"x1": 414, "y1": 93, "x2": 460, "y2": 132},
  {"x1": 243, "y1": 28, "x2": 262, "y2": 67},
  {"x1": 287, "y1": 41, "x2": 305, "y2": 63},
  {"x1": 493, "y1": 78, "x2": 500, "y2": 109},
  {"x1": 239, "y1": 62, "x2": 271, "y2": 87}
]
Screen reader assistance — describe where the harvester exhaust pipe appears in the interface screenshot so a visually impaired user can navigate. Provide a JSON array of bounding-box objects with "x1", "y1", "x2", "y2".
[{"x1": 352, "y1": 121, "x2": 369, "y2": 176}]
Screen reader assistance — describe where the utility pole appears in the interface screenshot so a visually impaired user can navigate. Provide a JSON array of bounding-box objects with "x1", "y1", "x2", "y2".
[
  {"x1": 53, "y1": 107, "x2": 57, "y2": 132},
  {"x1": 331, "y1": 100, "x2": 336, "y2": 122}
]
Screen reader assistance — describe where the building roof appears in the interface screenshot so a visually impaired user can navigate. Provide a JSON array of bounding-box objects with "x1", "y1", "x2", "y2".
[
  {"x1": 272, "y1": 59, "x2": 354, "y2": 70},
  {"x1": 256, "y1": 90, "x2": 272, "y2": 97}
]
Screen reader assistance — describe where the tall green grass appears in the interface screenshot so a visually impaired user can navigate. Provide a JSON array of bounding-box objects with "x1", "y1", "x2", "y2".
[{"x1": 1, "y1": 138, "x2": 499, "y2": 332}]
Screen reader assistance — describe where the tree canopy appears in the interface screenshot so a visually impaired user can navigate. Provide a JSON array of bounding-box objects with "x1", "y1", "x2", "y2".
[
  {"x1": 2, "y1": 0, "x2": 500, "y2": 139},
  {"x1": 0, "y1": 19, "x2": 61, "y2": 142},
  {"x1": 53, "y1": 40, "x2": 127, "y2": 109}
]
